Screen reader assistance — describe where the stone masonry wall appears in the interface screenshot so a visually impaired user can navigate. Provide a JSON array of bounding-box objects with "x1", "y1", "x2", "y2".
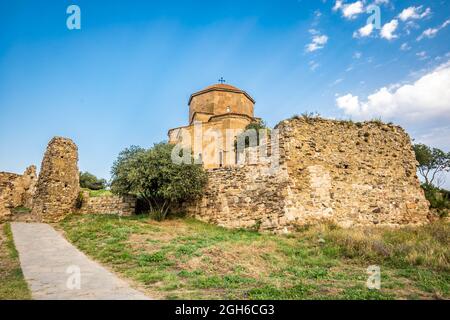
[
  {"x1": 0, "y1": 166, "x2": 37, "y2": 221},
  {"x1": 32, "y1": 137, "x2": 80, "y2": 222},
  {"x1": 78, "y1": 191, "x2": 136, "y2": 216},
  {"x1": 185, "y1": 117, "x2": 429, "y2": 232},
  {"x1": 279, "y1": 118, "x2": 429, "y2": 229}
]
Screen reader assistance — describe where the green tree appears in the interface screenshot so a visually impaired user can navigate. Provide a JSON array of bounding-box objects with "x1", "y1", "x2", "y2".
[
  {"x1": 413, "y1": 143, "x2": 450, "y2": 187},
  {"x1": 79, "y1": 171, "x2": 107, "y2": 190},
  {"x1": 110, "y1": 143, "x2": 207, "y2": 221},
  {"x1": 235, "y1": 120, "x2": 270, "y2": 149}
]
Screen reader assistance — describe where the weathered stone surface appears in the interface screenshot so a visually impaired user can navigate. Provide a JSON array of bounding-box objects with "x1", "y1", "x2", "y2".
[
  {"x1": 184, "y1": 118, "x2": 430, "y2": 232},
  {"x1": 0, "y1": 165, "x2": 37, "y2": 221},
  {"x1": 78, "y1": 191, "x2": 136, "y2": 216},
  {"x1": 32, "y1": 137, "x2": 80, "y2": 222}
]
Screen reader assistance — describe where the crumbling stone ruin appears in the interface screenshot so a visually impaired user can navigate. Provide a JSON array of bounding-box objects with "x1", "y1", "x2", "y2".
[
  {"x1": 0, "y1": 166, "x2": 37, "y2": 222},
  {"x1": 32, "y1": 137, "x2": 80, "y2": 222},
  {"x1": 1, "y1": 136, "x2": 137, "y2": 222},
  {"x1": 184, "y1": 117, "x2": 430, "y2": 233},
  {"x1": 78, "y1": 190, "x2": 136, "y2": 216}
]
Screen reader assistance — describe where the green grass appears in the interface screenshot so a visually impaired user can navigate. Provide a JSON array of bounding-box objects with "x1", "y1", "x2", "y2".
[
  {"x1": 0, "y1": 223, "x2": 31, "y2": 300},
  {"x1": 82, "y1": 188, "x2": 113, "y2": 197},
  {"x1": 59, "y1": 214, "x2": 449, "y2": 300}
]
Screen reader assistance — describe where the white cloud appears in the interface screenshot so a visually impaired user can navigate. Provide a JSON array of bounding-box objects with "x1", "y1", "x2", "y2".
[
  {"x1": 374, "y1": 0, "x2": 389, "y2": 4},
  {"x1": 309, "y1": 60, "x2": 320, "y2": 71},
  {"x1": 330, "y1": 78, "x2": 344, "y2": 87},
  {"x1": 333, "y1": 1, "x2": 365, "y2": 19},
  {"x1": 398, "y1": 6, "x2": 431, "y2": 21},
  {"x1": 335, "y1": 61, "x2": 450, "y2": 122},
  {"x1": 333, "y1": 0, "x2": 343, "y2": 11},
  {"x1": 306, "y1": 34, "x2": 329, "y2": 52},
  {"x1": 417, "y1": 19, "x2": 450, "y2": 41},
  {"x1": 416, "y1": 51, "x2": 428, "y2": 60},
  {"x1": 380, "y1": 19, "x2": 399, "y2": 40},
  {"x1": 342, "y1": 1, "x2": 364, "y2": 19},
  {"x1": 400, "y1": 42, "x2": 411, "y2": 51},
  {"x1": 353, "y1": 51, "x2": 362, "y2": 59},
  {"x1": 353, "y1": 22, "x2": 374, "y2": 38}
]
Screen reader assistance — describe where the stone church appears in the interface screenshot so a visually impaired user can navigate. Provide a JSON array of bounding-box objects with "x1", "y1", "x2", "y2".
[{"x1": 168, "y1": 82, "x2": 260, "y2": 169}]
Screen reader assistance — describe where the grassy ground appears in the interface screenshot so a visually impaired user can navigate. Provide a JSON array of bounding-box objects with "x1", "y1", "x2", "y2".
[
  {"x1": 82, "y1": 188, "x2": 113, "y2": 197},
  {"x1": 0, "y1": 223, "x2": 31, "y2": 300},
  {"x1": 59, "y1": 214, "x2": 449, "y2": 300}
]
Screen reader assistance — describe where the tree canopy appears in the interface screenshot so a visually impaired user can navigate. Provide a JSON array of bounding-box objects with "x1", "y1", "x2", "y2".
[
  {"x1": 110, "y1": 143, "x2": 207, "y2": 220},
  {"x1": 413, "y1": 143, "x2": 450, "y2": 187},
  {"x1": 79, "y1": 171, "x2": 107, "y2": 190}
]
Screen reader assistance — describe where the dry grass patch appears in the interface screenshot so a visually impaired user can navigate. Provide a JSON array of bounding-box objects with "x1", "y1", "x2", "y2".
[{"x1": 60, "y1": 214, "x2": 449, "y2": 300}]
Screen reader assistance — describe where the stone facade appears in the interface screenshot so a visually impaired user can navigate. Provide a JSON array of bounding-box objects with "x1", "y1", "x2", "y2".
[
  {"x1": 184, "y1": 117, "x2": 430, "y2": 232},
  {"x1": 78, "y1": 191, "x2": 136, "y2": 216},
  {"x1": 32, "y1": 137, "x2": 80, "y2": 222},
  {"x1": 168, "y1": 83, "x2": 259, "y2": 169},
  {"x1": 0, "y1": 166, "x2": 37, "y2": 221}
]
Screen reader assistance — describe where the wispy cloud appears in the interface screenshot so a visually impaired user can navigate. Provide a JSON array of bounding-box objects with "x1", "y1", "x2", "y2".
[
  {"x1": 400, "y1": 42, "x2": 411, "y2": 51},
  {"x1": 309, "y1": 60, "x2": 320, "y2": 71},
  {"x1": 417, "y1": 19, "x2": 450, "y2": 41},
  {"x1": 398, "y1": 6, "x2": 431, "y2": 22},
  {"x1": 306, "y1": 31, "x2": 329, "y2": 52}
]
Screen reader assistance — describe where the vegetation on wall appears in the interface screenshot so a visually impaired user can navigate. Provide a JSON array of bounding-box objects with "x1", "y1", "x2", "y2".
[
  {"x1": 110, "y1": 143, "x2": 207, "y2": 221},
  {"x1": 235, "y1": 120, "x2": 270, "y2": 150},
  {"x1": 79, "y1": 171, "x2": 107, "y2": 190}
]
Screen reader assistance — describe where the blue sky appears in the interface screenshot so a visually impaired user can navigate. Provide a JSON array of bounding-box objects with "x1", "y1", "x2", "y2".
[{"x1": 1, "y1": 0, "x2": 449, "y2": 186}]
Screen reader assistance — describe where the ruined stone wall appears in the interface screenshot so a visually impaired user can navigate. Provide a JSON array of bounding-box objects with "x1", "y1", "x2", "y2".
[
  {"x1": 184, "y1": 117, "x2": 429, "y2": 232},
  {"x1": 32, "y1": 137, "x2": 80, "y2": 222},
  {"x1": 78, "y1": 191, "x2": 136, "y2": 216},
  {"x1": 279, "y1": 118, "x2": 429, "y2": 228},
  {"x1": 185, "y1": 162, "x2": 289, "y2": 230},
  {"x1": 0, "y1": 166, "x2": 37, "y2": 221}
]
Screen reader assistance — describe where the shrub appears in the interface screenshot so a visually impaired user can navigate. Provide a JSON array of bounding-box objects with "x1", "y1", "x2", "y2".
[
  {"x1": 79, "y1": 171, "x2": 107, "y2": 190},
  {"x1": 422, "y1": 184, "x2": 450, "y2": 218},
  {"x1": 110, "y1": 143, "x2": 207, "y2": 221}
]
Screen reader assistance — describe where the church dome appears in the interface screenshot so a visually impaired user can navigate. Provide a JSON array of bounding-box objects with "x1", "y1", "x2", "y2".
[
  {"x1": 204, "y1": 83, "x2": 242, "y2": 91},
  {"x1": 189, "y1": 83, "x2": 255, "y2": 105}
]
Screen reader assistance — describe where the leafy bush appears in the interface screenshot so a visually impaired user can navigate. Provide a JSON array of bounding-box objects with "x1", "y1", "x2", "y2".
[
  {"x1": 422, "y1": 184, "x2": 450, "y2": 218},
  {"x1": 79, "y1": 171, "x2": 107, "y2": 190},
  {"x1": 110, "y1": 143, "x2": 207, "y2": 221}
]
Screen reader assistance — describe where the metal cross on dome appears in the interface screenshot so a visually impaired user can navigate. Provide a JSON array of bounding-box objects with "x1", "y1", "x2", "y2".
[{"x1": 218, "y1": 77, "x2": 226, "y2": 84}]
